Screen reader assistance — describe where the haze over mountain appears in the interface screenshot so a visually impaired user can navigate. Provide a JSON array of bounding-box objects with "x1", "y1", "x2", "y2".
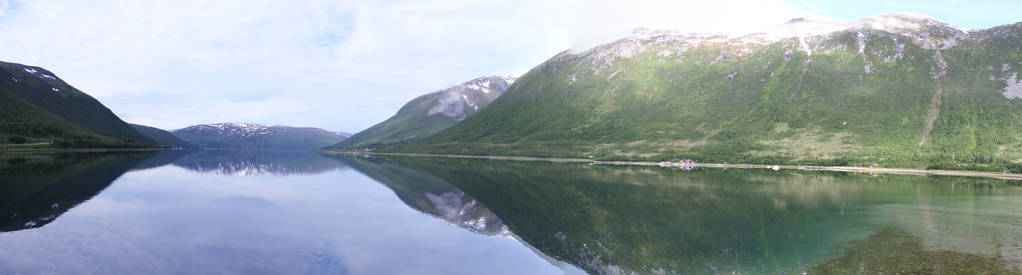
[
  {"x1": 173, "y1": 123, "x2": 348, "y2": 150},
  {"x1": 328, "y1": 76, "x2": 516, "y2": 149},
  {"x1": 0, "y1": 61, "x2": 154, "y2": 147},
  {"x1": 383, "y1": 13, "x2": 1022, "y2": 167},
  {"x1": 129, "y1": 124, "x2": 195, "y2": 148}
]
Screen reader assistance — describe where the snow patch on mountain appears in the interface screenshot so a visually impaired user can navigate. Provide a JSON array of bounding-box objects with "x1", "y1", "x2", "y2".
[
  {"x1": 426, "y1": 75, "x2": 516, "y2": 120},
  {"x1": 173, "y1": 122, "x2": 347, "y2": 150},
  {"x1": 565, "y1": 13, "x2": 972, "y2": 69},
  {"x1": 1004, "y1": 73, "x2": 1022, "y2": 99},
  {"x1": 176, "y1": 123, "x2": 276, "y2": 138},
  {"x1": 931, "y1": 50, "x2": 948, "y2": 79}
]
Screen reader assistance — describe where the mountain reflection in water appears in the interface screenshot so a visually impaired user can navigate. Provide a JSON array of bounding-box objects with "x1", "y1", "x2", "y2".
[
  {"x1": 334, "y1": 155, "x2": 1022, "y2": 274},
  {"x1": 336, "y1": 157, "x2": 509, "y2": 236},
  {"x1": 0, "y1": 151, "x2": 183, "y2": 232},
  {"x1": 1, "y1": 151, "x2": 1020, "y2": 274},
  {"x1": 0, "y1": 149, "x2": 347, "y2": 233},
  {"x1": 171, "y1": 150, "x2": 348, "y2": 176},
  {"x1": 0, "y1": 150, "x2": 565, "y2": 274}
]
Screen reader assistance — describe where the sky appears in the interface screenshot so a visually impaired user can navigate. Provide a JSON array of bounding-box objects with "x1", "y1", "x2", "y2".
[{"x1": 0, "y1": 0, "x2": 1019, "y2": 132}]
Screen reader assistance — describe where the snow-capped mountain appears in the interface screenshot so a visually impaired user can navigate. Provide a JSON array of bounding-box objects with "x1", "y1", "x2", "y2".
[
  {"x1": 427, "y1": 75, "x2": 517, "y2": 121},
  {"x1": 327, "y1": 75, "x2": 516, "y2": 149},
  {"x1": 173, "y1": 122, "x2": 348, "y2": 150}
]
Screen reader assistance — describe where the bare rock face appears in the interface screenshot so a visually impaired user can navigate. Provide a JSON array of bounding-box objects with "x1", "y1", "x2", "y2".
[
  {"x1": 426, "y1": 75, "x2": 517, "y2": 121},
  {"x1": 1005, "y1": 73, "x2": 1022, "y2": 99},
  {"x1": 327, "y1": 75, "x2": 516, "y2": 149}
]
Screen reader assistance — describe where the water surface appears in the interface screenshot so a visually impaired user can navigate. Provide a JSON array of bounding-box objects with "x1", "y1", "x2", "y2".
[{"x1": 1, "y1": 151, "x2": 1020, "y2": 274}]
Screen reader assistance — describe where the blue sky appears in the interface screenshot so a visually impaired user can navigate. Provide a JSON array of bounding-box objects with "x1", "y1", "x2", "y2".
[
  {"x1": 0, "y1": 0, "x2": 1019, "y2": 132},
  {"x1": 792, "y1": 0, "x2": 1021, "y2": 29}
]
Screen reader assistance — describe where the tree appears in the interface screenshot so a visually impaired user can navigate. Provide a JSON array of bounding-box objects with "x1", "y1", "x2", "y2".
[{"x1": 7, "y1": 136, "x2": 27, "y2": 144}]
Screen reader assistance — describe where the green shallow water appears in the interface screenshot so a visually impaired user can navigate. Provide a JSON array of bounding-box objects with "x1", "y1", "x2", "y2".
[
  {"x1": 1, "y1": 151, "x2": 1020, "y2": 274},
  {"x1": 336, "y1": 156, "x2": 1022, "y2": 274}
]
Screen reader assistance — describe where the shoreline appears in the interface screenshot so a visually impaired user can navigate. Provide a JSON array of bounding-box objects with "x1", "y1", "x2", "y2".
[
  {"x1": 328, "y1": 151, "x2": 1022, "y2": 181},
  {"x1": 0, "y1": 147, "x2": 170, "y2": 154}
]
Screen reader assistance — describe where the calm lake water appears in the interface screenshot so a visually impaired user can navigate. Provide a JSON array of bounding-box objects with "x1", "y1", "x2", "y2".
[{"x1": 1, "y1": 150, "x2": 1020, "y2": 274}]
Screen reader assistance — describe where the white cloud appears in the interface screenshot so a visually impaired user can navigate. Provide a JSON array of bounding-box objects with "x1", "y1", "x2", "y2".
[
  {"x1": 0, "y1": 0, "x2": 816, "y2": 131},
  {"x1": 0, "y1": 0, "x2": 10, "y2": 16}
]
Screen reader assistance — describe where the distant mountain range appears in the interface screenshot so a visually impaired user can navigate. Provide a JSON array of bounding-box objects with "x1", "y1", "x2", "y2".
[
  {"x1": 130, "y1": 124, "x2": 195, "y2": 148},
  {"x1": 0, "y1": 61, "x2": 155, "y2": 147},
  {"x1": 327, "y1": 75, "x2": 515, "y2": 149},
  {"x1": 376, "y1": 13, "x2": 1022, "y2": 168},
  {"x1": 173, "y1": 122, "x2": 349, "y2": 150}
]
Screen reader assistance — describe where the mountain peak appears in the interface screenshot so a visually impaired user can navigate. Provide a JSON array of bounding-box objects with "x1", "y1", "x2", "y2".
[
  {"x1": 785, "y1": 18, "x2": 808, "y2": 24},
  {"x1": 173, "y1": 123, "x2": 346, "y2": 150},
  {"x1": 328, "y1": 75, "x2": 517, "y2": 149},
  {"x1": 213, "y1": 122, "x2": 266, "y2": 130},
  {"x1": 427, "y1": 75, "x2": 516, "y2": 120},
  {"x1": 854, "y1": 12, "x2": 969, "y2": 34},
  {"x1": 176, "y1": 122, "x2": 271, "y2": 138},
  {"x1": 562, "y1": 12, "x2": 980, "y2": 68}
]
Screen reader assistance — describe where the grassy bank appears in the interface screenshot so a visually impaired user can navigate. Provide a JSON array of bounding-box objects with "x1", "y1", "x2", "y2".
[{"x1": 322, "y1": 150, "x2": 1022, "y2": 181}]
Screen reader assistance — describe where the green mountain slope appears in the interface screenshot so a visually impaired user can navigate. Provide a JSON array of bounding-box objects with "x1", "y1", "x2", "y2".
[
  {"x1": 129, "y1": 123, "x2": 195, "y2": 148},
  {"x1": 389, "y1": 14, "x2": 1022, "y2": 169},
  {"x1": 0, "y1": 61, "x2": 154, "y2": 147},
  {"x1": 327, "y1": 76, "x2": 515, "y2": 149}
]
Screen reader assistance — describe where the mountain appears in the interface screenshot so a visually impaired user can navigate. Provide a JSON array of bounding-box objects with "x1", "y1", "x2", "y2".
[
  {"x1": 387, "y1": 13, "x2": 1022, "y2": 169},
  {"x1": 172, "y1": 123, "x2": 348, "y2": 150},
  {"x1": 0, "y1": 61, "x2": 154, "y2": 147},
  {"x1": 326, "y1": 75, "x2": 516, "y2": 149},
  {"x1": 129, "y1": 123, "x2": 195, "y2": 148}
]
